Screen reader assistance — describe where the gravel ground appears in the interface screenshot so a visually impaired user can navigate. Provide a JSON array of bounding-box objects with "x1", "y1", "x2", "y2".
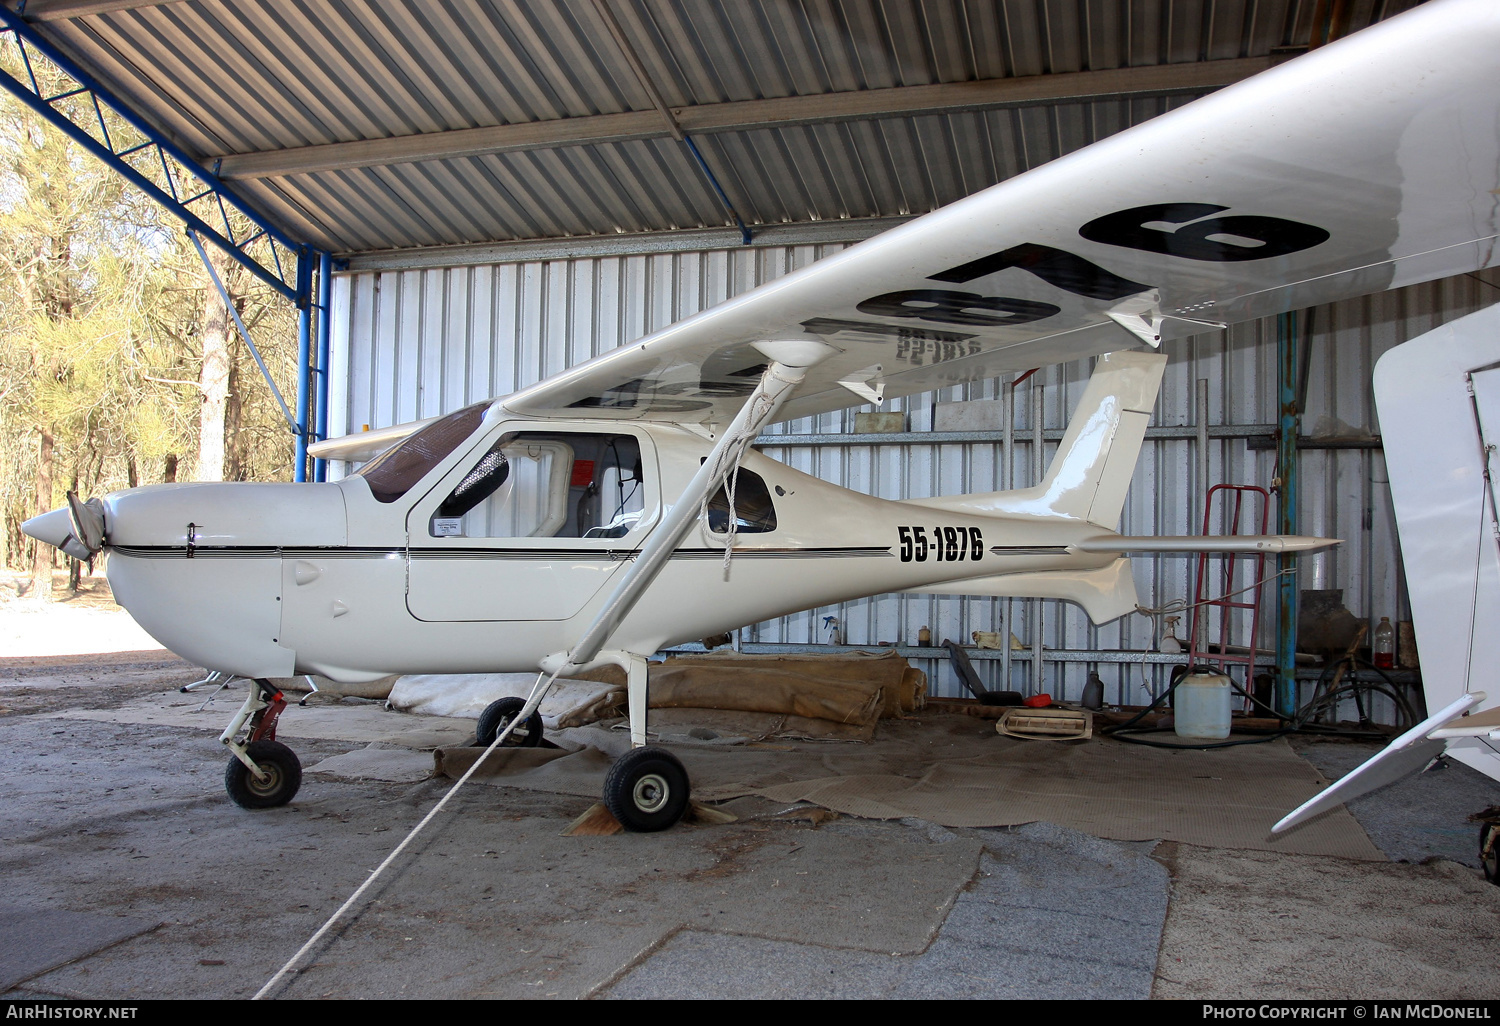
[{"x1": 2, "y1": 589, "x2": 1498, "y2": 1000}]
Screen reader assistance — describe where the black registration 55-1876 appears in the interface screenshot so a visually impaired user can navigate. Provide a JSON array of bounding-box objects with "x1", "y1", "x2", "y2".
[{"x1": 898, "y1": 526, "x2": 983, "y2": 563}]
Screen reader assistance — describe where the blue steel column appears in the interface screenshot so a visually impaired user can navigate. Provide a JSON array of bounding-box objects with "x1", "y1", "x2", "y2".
[
  {"x1": 313, "y1": 250, "x2": 333, "y2": 482},
  {"x1": 1276, "y1": 312, "x2": 1301, "y2": 716},
  {"x1": 294, "y1": 251, "x2": 313, "y2": 482}
]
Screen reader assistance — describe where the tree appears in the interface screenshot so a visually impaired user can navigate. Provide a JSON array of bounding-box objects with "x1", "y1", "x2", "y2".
[
  {"x1": 0, "y1": 54, "x2": 297, "y2": 596},
  {"x1": 0, "y1": 88, "x2": 156, "y2": 598},
  {"x1": 196, "y1": 244, "x2": 235, "y2": 482}
]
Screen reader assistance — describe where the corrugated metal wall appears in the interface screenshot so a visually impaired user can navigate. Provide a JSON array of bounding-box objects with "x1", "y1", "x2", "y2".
[{"x1": 328, "y1": 250, "x2": 1500, "y2": 706}]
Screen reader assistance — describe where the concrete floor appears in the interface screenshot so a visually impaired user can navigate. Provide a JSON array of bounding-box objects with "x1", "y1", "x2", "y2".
[{"x1": 3, "y1": 653, "x2": 1499, "y2": 1001}]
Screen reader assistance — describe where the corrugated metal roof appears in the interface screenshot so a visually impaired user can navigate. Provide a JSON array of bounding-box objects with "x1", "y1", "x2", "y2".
[{"x1": 21, "y1": 0, "x2": 1423, "y2": 257}]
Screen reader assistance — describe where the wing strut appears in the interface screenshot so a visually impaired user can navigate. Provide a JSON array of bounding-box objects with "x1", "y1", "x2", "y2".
[{"x1": 538, "y1": 338, "x2": 836, "y2": 744}]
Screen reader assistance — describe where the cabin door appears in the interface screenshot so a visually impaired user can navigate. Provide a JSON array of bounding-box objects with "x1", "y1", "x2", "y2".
[{"x1": 405, "y1": 428, "x2": 655, "y2": 622}]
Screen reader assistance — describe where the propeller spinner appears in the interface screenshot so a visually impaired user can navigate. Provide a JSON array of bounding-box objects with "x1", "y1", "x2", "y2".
[{"x1": 22, "y1": 491, "x2": 106, "y2": 561}]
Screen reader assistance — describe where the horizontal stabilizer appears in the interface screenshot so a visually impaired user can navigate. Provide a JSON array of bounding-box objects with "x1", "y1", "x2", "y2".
[
  {"x1": 1273, "y1": 692, "x2": 1485, "y2": 834},
  {"x1": 902, "y1": 558, "x2": 1138, "y2": 625},
  {"x1": 1427, "y1": 704, "x2": 1500, "y2": 739},
  {"x1": 1075, "y1": 534, "x2": 1340, "y2": 554}
]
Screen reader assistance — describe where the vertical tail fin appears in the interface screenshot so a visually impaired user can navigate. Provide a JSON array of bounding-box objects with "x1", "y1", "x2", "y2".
[{"x1": 910, "y1": 350, "x2": 1166, "y2": 529}]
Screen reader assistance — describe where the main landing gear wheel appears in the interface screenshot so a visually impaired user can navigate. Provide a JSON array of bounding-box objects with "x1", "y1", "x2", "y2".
[
  {"x1": 1481, "y1": 822, "x2": 1499, "y2": 885},
  {"x1": 603, "y1": 746, "x2": 690, "y2": 832},
  {"x1": 476, "y1": 697, "x2": 544, "y2": 748},
  {"x1": 225, "y1": 739, "x2": 302, "y2": 809}
]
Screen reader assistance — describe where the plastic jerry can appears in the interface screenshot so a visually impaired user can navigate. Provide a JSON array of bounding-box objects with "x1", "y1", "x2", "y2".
[{"x1": 1174, "y1": 670, "x2": 1232, "y2": 740}]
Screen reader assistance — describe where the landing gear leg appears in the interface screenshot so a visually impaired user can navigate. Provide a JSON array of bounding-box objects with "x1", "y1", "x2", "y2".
[
  {"x1": 543, "y1": 650, "x2": 692, "y2": 831},
  {"x1": 605, "y1": 653, "x2": 690, "y2": 831},
  {"x1": 219, "y1": 678, "x2": 302, "y2": 808},
  {"x1": 625, "y1": 652, "x2": 650, "y2": 749},
  {"x1": 540, "y1": 351, "x2": 831, "y2": 833}
]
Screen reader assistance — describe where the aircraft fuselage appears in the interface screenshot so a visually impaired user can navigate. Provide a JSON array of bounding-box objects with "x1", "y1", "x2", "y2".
[{"x1": 98, "y1": 414, "x2": 1115, "y2": 682}]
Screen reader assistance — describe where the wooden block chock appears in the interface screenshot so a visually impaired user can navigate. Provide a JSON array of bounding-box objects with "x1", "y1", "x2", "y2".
[
  {"x1": 687, "y1": 801, "x2": 738, "y2": 825},
  {"x1": 561, "y1": 800, "x2": 738, "y2": 835},
  {"x1": 561, "y1": 802, "x2": 623, "y2": 836}
]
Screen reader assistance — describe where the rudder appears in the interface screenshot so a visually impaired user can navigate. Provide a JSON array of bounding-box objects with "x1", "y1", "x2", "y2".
[{"x1": 908, "y1": 350, "x2": 1166, "y2": 530}]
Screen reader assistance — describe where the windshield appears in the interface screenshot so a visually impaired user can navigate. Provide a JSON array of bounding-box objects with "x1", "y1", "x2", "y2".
[{"x1": 354, "y1": 402, "x2": 490, "y2": 503}]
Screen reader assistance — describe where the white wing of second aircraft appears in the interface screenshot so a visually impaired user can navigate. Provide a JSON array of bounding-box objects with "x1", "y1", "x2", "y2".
[
  {"x1": 1273, "y1": 693, "x2": 1490, "y2": 835},
  {"x1": 1275, "y1": 298, "x2": 1500, "y2": 836},
  {"x1": 312, "y1": 0, "x2": 1500, "y2": 460}
]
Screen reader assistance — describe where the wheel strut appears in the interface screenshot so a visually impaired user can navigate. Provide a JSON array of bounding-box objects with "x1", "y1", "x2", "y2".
[{"x1": 219, "y1": 678, "x2": 301, "y2": 808}]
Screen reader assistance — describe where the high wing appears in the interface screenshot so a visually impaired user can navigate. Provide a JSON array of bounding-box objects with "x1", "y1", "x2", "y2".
[{"x1": 488, "y1": 0, "x2": 1499, "y2": 428}]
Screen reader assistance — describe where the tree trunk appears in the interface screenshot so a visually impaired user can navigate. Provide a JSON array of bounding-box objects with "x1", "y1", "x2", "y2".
[
  {"x1": 197, "y1": 246, "x2": 234, "y2": 482},
  {"x1": 64, "y1": 471, "x2": 80, "y2": 596},
  {"x1": 30, "y1": 427, "x2": 55, "y2": 601},
  {"x1": 225, "y1": 358, "x2": 244, "y2": 481}
]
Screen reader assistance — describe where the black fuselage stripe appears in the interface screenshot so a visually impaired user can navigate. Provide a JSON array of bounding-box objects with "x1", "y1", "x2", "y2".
[{"x1": 112, "y1": 544, "x2": 893, "y2": 560}]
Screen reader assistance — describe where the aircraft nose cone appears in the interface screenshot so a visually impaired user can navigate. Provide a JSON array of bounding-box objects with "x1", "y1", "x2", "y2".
[{"x1": 22, "y1": 506, "x2": 94, "y2": 561}]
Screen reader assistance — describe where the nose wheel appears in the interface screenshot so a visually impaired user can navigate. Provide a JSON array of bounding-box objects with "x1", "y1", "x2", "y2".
[
  {"x1": 219, "y1": 678, "x2": 302, "y2": 808},
  {"x1": 603, "y1": 746, "x2": 690, "y2": 832},
  {"x1": 476, "y1": 697, "x2": 544, "y2": 748},
  {"x1": 225, "y1": 739, "x2": 303, "y2": 808}
]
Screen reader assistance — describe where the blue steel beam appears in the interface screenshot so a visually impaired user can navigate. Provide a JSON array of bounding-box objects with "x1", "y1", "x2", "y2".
[
  {"x1": 0, "y1": 5, "x2": 333, "y2": 486},
  {"x1": 682, "y1": 136, "x2": 751, "y2": 246},
  {"x1": 313, "y1": 251, "x2": 333, "y2": 482},
  {"x1": 0, "y1": 5, "x2": 305, "y2": 302},
  {"x1": 294, "y1": 252, "x2": 313, "y2": 482},
  {"x1": 1276, "y1": 312, "x2": 1301, "y2": 717}
]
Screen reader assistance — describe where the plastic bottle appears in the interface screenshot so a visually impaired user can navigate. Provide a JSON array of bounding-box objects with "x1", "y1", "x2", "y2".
[
  {"x1": 1159, "y1": 615, "x2": 1183, "y2": 654},
  {"x1": 1374, "y1": 616, "x2": 1396, "y2": 669},
  {"x1": 1081, "y1": 671, "x2": 1104, "y2": 711}
]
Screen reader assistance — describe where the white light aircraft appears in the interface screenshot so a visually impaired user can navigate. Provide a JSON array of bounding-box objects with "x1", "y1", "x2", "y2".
[
  {"x1": 23, "y1": 0, "x2": 1499, "y2": 831},
  {"x1": 1274, "y1": 302, "x2": 1500, "y2": 871}
]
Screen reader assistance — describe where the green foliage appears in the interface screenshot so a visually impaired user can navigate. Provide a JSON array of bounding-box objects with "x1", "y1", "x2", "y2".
[{"x1": 0, "y1": 46, "x2": 297, "y2": 570}]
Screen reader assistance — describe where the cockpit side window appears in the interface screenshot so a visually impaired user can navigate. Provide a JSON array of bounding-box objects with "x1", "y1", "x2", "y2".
[
  {"x1": 355, "y1": 403, "x2": 489, "y2": 503},
  {"x1": 426, "y1": 431, "x2": 650, "y2": 540},
  {"x1": 436, "y1": 443, "x2": 509, "y2": 520},
  {"x1": 705, "y1": 467, "x2": 777, "y2": 533}
]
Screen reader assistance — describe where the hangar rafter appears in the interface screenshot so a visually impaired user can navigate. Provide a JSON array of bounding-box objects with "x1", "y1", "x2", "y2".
[{"x1": 211, "y1": 57, "x2": 1274, "y2": 180}]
